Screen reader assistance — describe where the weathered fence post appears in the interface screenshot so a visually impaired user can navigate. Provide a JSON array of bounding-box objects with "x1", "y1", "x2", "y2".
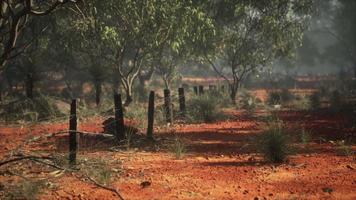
[
  {"x1": 69, "y1": 99, "x2": 77, "y2": 166},
  {"x1": 114, "y1": 93, "x2": 125, "y2": 141},
  {"x1": 193, "y1": 86, "x2": 198, "y2": 95},
  {"x1": 147, "y1": 91, "x2": 155, "y2": 140},
  {"x1": 164, "y1": 89, "x2": 173, "y2": 124},
  {"x1": 198, "y1": 85, "x2": 204, "y2": 95},
  {"x1": 178, "y1": 87, "x2": 186, "y2": 117}
]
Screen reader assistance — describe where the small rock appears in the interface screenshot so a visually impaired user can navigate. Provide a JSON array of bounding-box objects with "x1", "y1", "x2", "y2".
[
  {"x1": 346, "y1": 165, "x2": 354, "y2": 170},
  {"x1": 322, "y1": 187, "x2": 333, "y2": 194},
  {"x1": 268, "y1": 193, "x2": 273, "y2": 196},
  {"x1": 140, "y1": 181, "x2": 151, "y2": 188},
  {"x1": 243, "y1": 190, "x2": 249, "y2": 194}
]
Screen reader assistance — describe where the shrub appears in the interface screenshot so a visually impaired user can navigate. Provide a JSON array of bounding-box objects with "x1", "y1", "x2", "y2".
[
  {"x1": 309, "y1": 92, "x2": 321, "y2": 110},
  {"x1": 330, "y1": 90, "x2": 343, "y2": 111},
  {"x1": 336, "y1": 140, "x2": 353, "y2": 156},
  {"x1": 258, "y1": 121, "x2": 291, "y2": 163},
  {"x1": 125, "y1": 103, "x2": 147, "y2": 128},
  {"x1": 239, "y1": 91, "x2": 260, "y2": 114},
  {"x1": 186, "y1": 94, "x2": 224, "y2": 123},
  {"x1": 0, "y1": 94, "x2": 64, "y2": 122},
  {"x1": 169, "y1": 137, "x2": 187, "y2": 159},
  {"x1": 300, "y1": 129, "x2": 312, "y2": 144},
  {"x1": 267, "y1": 89, "x2": 294, "y2": 105},
  {"x1": 81, "y1": 158, "x2": 113, "y2": 186},
  {"x1": 4, "y1": 179, "x2": 45, "y2": 200}
]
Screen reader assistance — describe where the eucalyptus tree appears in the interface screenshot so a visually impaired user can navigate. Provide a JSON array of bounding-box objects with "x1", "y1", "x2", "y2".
[
  {"x1": 323, "y1": 0, "x2": 356, "y2": 77},
  {"x1": 0, "y1": 0, "x2": 76, "y2": 72},
  {"x1": 101, "y1": 0, "x2": 211, "y2": 105},
  {"x1": 200, "y1": 0, "x2": 314, "y2": 104}
]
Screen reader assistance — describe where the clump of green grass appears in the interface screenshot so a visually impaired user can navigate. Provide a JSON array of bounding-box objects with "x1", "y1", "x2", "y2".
[
  {"x1": 186, "y1": 94, "x2": 226, "y2": 123},
  {"x1": 169, "y1": 137, "x2": 187, "y2": 159},
  {"x1": 309, "y1": 92, "x2": 321, "y2": 110},
  {"x1": 258, "y1": 121, "x2": 292, "y2": 163},
  {"x1": 4, "y1": 179, "x2": 45, "y2": 200},
  {"x1": 80, "y1": 158, "x2": 113, "y2": 186},
  {"x1": 336, "y1": 140, "x2": 353, "y2": 156},
  {"x1": 300, "y1": 129, "x2": 312, "y2": 144}
]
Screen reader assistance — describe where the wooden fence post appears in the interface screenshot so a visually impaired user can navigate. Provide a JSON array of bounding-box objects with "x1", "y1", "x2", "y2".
[
  {"x1": 178, "y1": 87, "x2": 186, "y2": 117},
  {"x1": 198, "y1": 85, "x2": 204, "y2": 95},
  {"x1": 114, "y1": 93, "x2": 125, "y2": 141},
  {"x1": 164, "y1": 89, "x2": 173, "y2": 124},
  {"x1": 69, "y1": 99, "x2": 77, "y2": 166},
  {"x1": 193, "y1": 86, "x2": 198, "y2": 95},
  {"x1": 147, "y1": 91, "x2": 155, "y2": 139}
]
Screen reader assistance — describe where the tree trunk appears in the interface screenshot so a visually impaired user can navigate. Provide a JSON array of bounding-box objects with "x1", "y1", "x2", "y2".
[
  {"x1": 229, "y1": 82, "x2": 239, "y2": 105},
  {"x1": 124, "y1": 86, "x2": 133, "y2": 106},
  {"x1": 94, "y1": 81, "x2": 102, "y2": 106},
  {"x1": 25, "y1": 73, "x2": 34, "y2": 99}
]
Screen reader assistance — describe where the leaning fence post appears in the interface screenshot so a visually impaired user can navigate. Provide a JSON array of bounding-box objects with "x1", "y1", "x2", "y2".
[
  {"x1": 164, "y1": 89, "x2": 173, "y2": 124},
  {"x1": 193, "y1": 86, "x2": 198, "y2": 95},
  {"x1": 147, "y1": 91, "x2": 155, "y2": 139},
  {"x1": 178, "y1": 87, "x2": 186, "y2": 117},
  {"x1": 198, "y1": 85, "x2": 204, "y2": 95},
  {"x1": 69, "y1": 99, "x2": 77, "y2": 166},
  {"x1": 114, "y1": 93, "x2": 125, "y2": 141}
]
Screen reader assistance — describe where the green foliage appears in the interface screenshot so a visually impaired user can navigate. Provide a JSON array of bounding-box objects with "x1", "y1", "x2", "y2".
[
  {"x1": 336, "y1": 140, "x2": 353, "y2": 156},
  {"x1": 300, "y1": 129, "x2": 312, "y2": 144},
  {"x1": 4, "y1": 179, "x2": 45, "y2": 200},
  {"x1": 0, "y1": 94, "x2": 64, "y2": 122},
  {"x1": 309, "y1": 92, "x2": 321, "y2": 110},
  {"x1": 268, "y1": 89, "x2": 294, "y2": 105},
  {"x1": 258, "y1": 121, "x2": 291, "y2": 163},
  {"x1": 125, "y1": 103, "x2": 147, "y2": 129},
  {"x1": 169, "y1": 137, "x2": 187, "y2": 159},
  {"x1": 186, "y1": 94, "x2": 225, "y2": 123},
  {"x1": 80, "y1": 158, "x2": 113, "y2": 186}
]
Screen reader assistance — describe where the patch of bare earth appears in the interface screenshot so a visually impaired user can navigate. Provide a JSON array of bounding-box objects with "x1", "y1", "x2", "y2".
[{"x1": 0, "y1": 110, "x2": 355, "y2": 200}]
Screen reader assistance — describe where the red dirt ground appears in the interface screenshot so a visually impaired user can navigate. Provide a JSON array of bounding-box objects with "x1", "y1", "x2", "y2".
[{"x1": 0, "y1": 110, "x2": 355, "y2": 200}]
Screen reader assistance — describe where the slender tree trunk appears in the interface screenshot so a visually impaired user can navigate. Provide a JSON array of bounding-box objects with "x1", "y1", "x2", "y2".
[
  {"x1": 229, "y1": 82, "x2": 240, "y2": 105},
  {"x1": 124, "y1": 85, "x2": 133, "y2": 106},
  {"x1": 25, "y1": 73, "x2": 34, "y2": 99},
  {"x1": 94, "y1": 81, "x2": 102, "y2": 106}
]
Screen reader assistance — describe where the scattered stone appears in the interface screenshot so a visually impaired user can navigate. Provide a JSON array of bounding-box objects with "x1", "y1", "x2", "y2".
[
  {"x1": 322, "y1": 187, "x2": 333, "y2": 194},
  {"x1": 140, "y1": 181, "x2": 151, "y2": 188},
  {"x1": 346, "y1": 165, "x2": 354, "y2": 170},
  {"x1": 243, "y1": 190, "x2": 249, "y2": 194}
]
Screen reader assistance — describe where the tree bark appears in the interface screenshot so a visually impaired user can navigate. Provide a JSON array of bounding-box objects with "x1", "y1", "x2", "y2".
[
  {"x1": 94, "y1": 81, "x2": 102, "y2": 106},
  {"x1": 147, "y1": 91, "x2": 155, "y2": 140},
  {"x1": 124, "y1": 86, "x2": 133, "y2": 106}
]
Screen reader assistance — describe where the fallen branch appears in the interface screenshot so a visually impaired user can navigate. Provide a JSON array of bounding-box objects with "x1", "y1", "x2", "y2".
[
  {"x1": 76, "y1": 174, "x2": 125, "y2": 200},
  {"x1": 0, "y1": 156, "x2": 52, "y2": 167}
]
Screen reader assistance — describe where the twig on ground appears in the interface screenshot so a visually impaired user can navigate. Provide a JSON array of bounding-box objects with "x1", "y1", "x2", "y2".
[{"x1": 75, "y1": 174, "x2": 125, "y2": 200}]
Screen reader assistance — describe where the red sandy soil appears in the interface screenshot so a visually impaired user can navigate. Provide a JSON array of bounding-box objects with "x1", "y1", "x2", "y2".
[{"x1": 0, "y1": 110, "x2": 355, "y2": 200}]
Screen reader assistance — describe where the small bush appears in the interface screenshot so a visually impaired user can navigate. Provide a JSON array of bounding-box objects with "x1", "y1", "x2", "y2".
[
  {"x1": 186, "y1": 94, "x2": 224, "y2": 123},
  {"x1": 309, "y1": 92, "x2": 321, "y2": 110},
  {"x1": 258, "y1": 121, "x2": 291, "y2": 163},
  {"x1": 267, "y1": 89, "x2": 294, "y2": 105},
  {"x1": 169, "y1": 137, "x2": 187, "y2": 159},
  {"x1": 0, "y1": 94, "x2": 64, "y2": 122},
  {"x1": 81, "y1": 158, "x2": 113, "y2": 186},
  {"x1": 336, "y1": 140, "x2": 353, "y2": 156},
  {"x1": 4, "y1": 179, "x2": 45, "y2": 200},
  {"x1": 240, "y1": 91, "x2": 260, "y2": 114},
  {"x1": 300, "y1": 129, "x2": 312, "y2": 144},
  {"x1": 125, "y1": 103, "x2": 147, "y2": 128}
]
